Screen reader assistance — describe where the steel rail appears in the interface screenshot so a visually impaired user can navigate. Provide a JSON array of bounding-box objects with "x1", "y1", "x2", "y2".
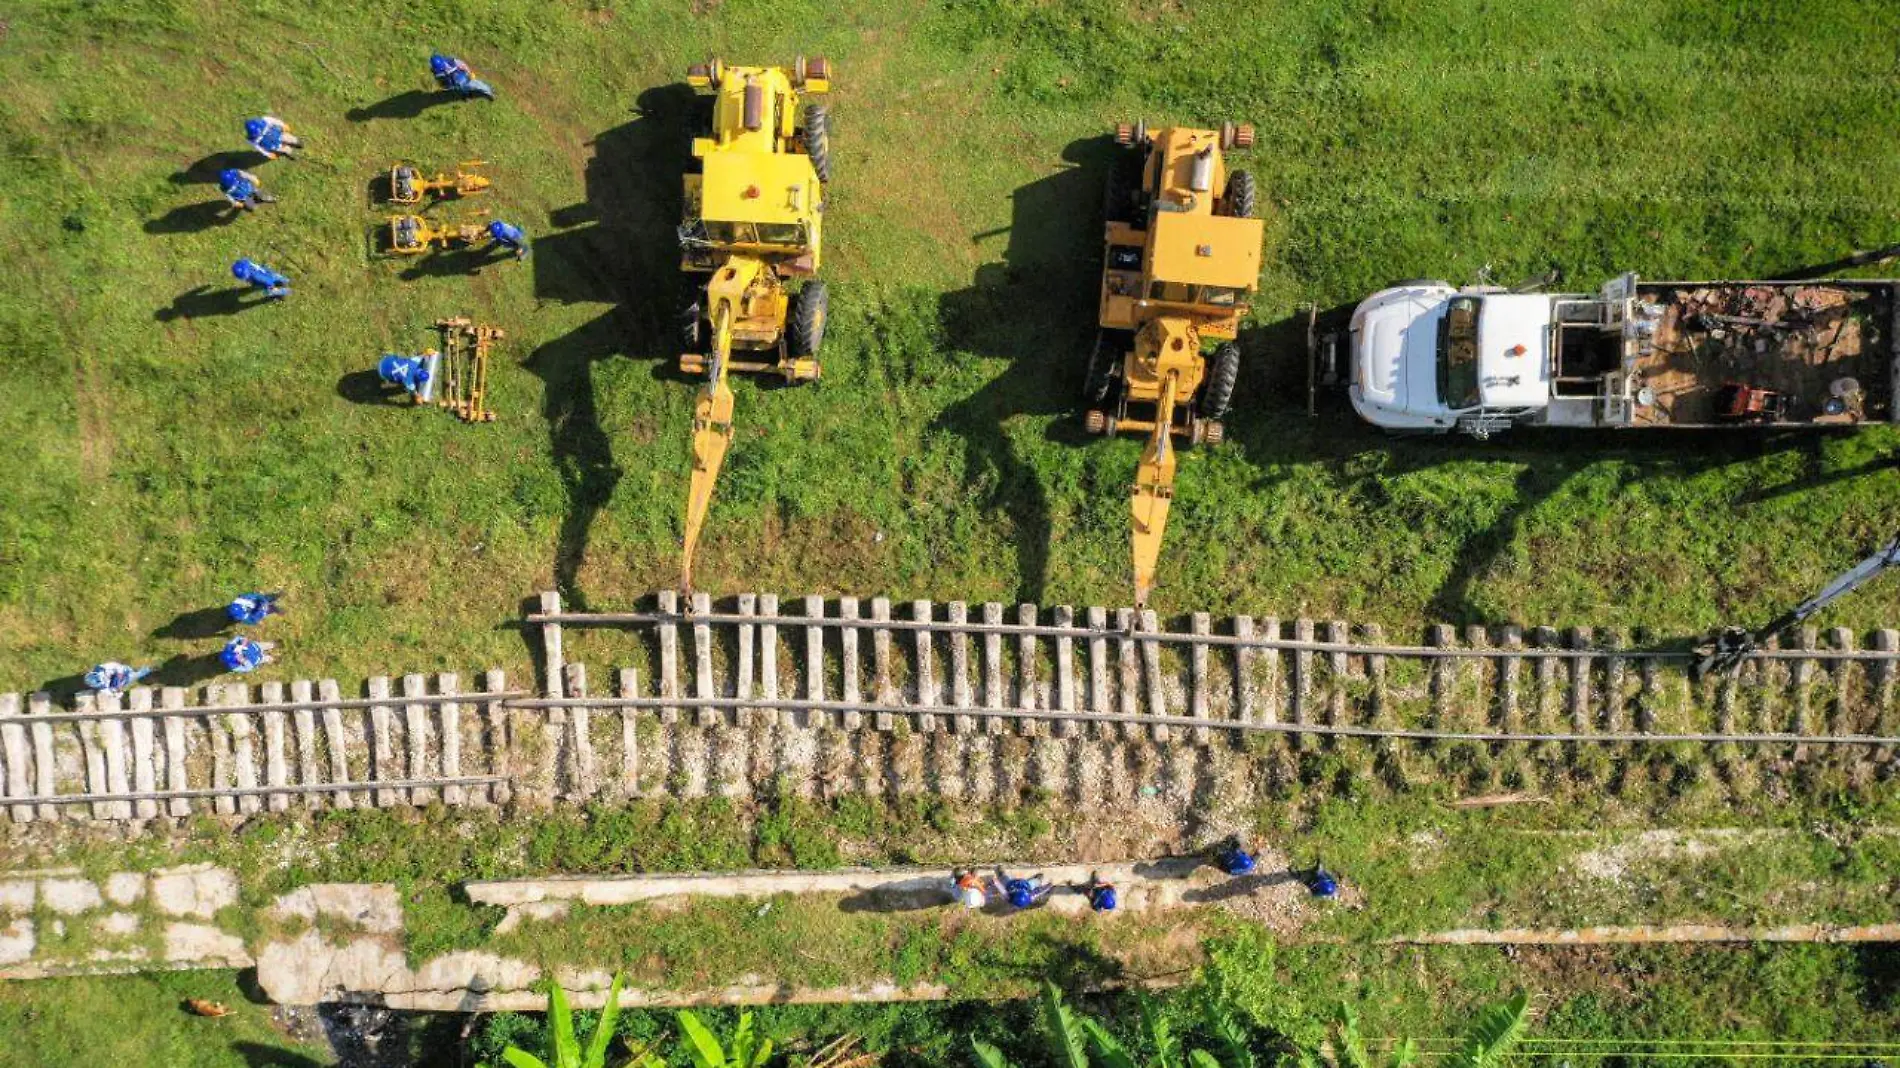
[
  {"x1": 13, "y1": 691, "x2": 528, "y2": 725},
  {"x1": 8, "y1": 776, "x2": 510, "y2": 807},
  {"x1": 503, "y1": 695, "x2": 1900, "y2": 747},
  {"x1": 526, "y1": 610, "x2": 1896, "y2": 663}
]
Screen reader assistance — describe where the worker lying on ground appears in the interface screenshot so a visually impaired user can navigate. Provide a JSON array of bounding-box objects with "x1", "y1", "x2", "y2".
[
  {"x1": 487, "y1": 220, "x2": 529, "y2": 259},
  {"x1": 85, "y1": 662, "x2": 153, "y2": 696},
  {"x1": 950, "y1": 868, "x2": 987, "y2": 910},
  {"x1": 231, "y1": 257, "x2": 291, "y2": 299},
  {"x1": 993, "y1": 871, "x2": 1053, "y2": 911},
  {"x1": 243, "y1": 116, "x2": 302, "y2": 159},
  {"x1": 1086, "y1": 873, "x2": 1118, "y2": 913},
  {"x1": 430, "y1": 53, "x2": 495, "y2": 100},
  {"x1": 218, "y1": 168, "x2": 276, "y2": 210},
  {"x1": 227, "y1": 592, "x2": 285, "y2": 626},
  {"x1": 220, "y1": 636, "x2": 275, "y2": 674},
  {"x1": 378, "y1": 353, "x2": 436, "y2": 399},
  {"x1": 1216, "y1": 836, "x2": 1256, "y2": 877}
]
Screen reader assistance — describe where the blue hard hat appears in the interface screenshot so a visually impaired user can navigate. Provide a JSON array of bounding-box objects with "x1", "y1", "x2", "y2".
[
  {"x1": 1310, "y1": 872, "x2": 1339, "y2": 898},
  {"x1": 1092, "y1": 886, "x2": 1118, "y2": 911},
  {"x1": 231, "y1": 257, "x2": 255, "y2": 279},
  {"x1": 83, "y1": 666, "x2": 110, "y2": 689},
  {"x1": 219, "y1": 168, "x2": 242, "y2": 187},
  {"x1": 1008, "y1": 886, "x2": 1033, "y2": 909},
  {"x1": 244, "y1": 117, "x2": 267, "y2": 140},
  {"x1": 430, "y1": 53, "x2": 454, "y2": 76}
]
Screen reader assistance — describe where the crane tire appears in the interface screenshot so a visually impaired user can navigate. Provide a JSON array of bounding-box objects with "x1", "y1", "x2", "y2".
[
  {"x1": 790, "y1": 281, "x2": 828, "y2": 358},
  {"x1": 804, "y1": 104, "x2": 832, "y2": 183},
  {"x1": 1198, "y1": 342, "x2": 1240, "y2": 420}
]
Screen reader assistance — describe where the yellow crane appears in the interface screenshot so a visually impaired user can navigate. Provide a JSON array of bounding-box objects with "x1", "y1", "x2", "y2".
[
  {"x1": 1088, "y1": 120, "x2": 1262, "y2": 607},
  {"x1": 677, "y1": 56, "x2": 833, "y2": 591}
]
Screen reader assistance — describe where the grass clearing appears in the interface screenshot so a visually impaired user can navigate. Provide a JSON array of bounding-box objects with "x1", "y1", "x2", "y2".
[{"x1": 4, "y1": 1, "x2": 1900, "y2": 692}]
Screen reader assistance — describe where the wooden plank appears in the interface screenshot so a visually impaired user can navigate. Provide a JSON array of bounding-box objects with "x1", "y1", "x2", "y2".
[
  {"x1": 1055, "y1": 606, "x2": 1078, "y2": 739},
  {"x1": 1498, "y1": 627, "x2": 1523, "y2": 733},
  {"x1": 539, "y1": 590, "x2": 565, "y2": 698},
  {"x1": 692, "y1": 591, "x2": 718, "y2": 728},
  {"x1": 319, "y1": 679, "x2": 355, "y2": 809},
  {"x1": 839, "y1": 596, "x2": 862, "y2": 729},
  {"x1": 227, "y1": 682, "x2": 260, "y2": 815},
  {"x1": 96, "y1": 690, "x2": 131, "y2": 819},
  {"x1": 201, "y1": 687, "x2": 234, "y2": 816},
  {"x1": 1116, "y1": 608, "x2": 1140, "y2": 741},
  {"x1": 0, "y1": 693, "x2": 31, "y2": 823},
  {"x1": 913, "y1": 600, "x2": 937, "y2": 733},
  {"x1": 402, "y1": 674, "x2": 435, "y2": 806},
  {"x1": 1875, "y1": 630, "x2": 1898, "y2": 766},
  {"x1": 1140, "y1": 609, "x2": 1167, "y2": 742},
  {"x1": 483, "y1": 669, "x2": 511, "y2": 805},
  {"x1": 261, "y1": 680, "x2": 290, "y2": 813},
  {"x1": 1087, "y1": 606, "x2": 1110, "y2": 727},
  {"x1": 948, "y1": 601, "x2": 972, "y2": 733},
  {"x1": 872, "y1": 597, "x2": 896, "y2": 731},
  {"x1": 565, "y1": 663, "x2": 598, "y2": 799},
  {"x1": 1568, "y1": 627, "x2": 1593, "y2": 732},
  {"x1": 1291, "y1": 618, "x2": 1314, "y2": 737},
  {"x1": 1233, "y1": 615, "x2": 1255, "y2": 725},
  {"x1": 160, "y1": 687, "x2": 190, "y2": 817},
  {"x1": 1327, "y1": 620, "x2": 1351, "y2": 729},
  {"x1": 439, "y1": 673, "x2": 464, "y2": 806},
  {"x1": 1258, "y1": 616, "x2": 1281, "y2": 727},
  {"x1": 1427, "y1": 625, "x2": 1454, "y2": 731},
  {"x1": 368, "y1": 676, "x2": 399, "y2": 807},
  {"x1": 658, "y1": 590, "x2": 681, "y2": 724},
  {"x1": 1601, "y1": 628, "x2": 1627, "y2": 732},
  {"x1": 1189, "y1": 612, "x2": 1211, "y2": 744},
  {"x1": 291, "y1": 679, "x2": 321, "y2": 811},
  {"x1": 736, "y1": 594, "x2": 757, "y2": 709},
  {"x1": 75, "y1": 692, "x2": 108, "y2": 819},
  {"x1": 618, "y1": 667, "x2": 641, "y2": 796},
  {"x1": 983, "y1": 602, "x2": 1005, "y2": 735},
  {"x1": 804, "y1": 594, "x2": 826, "y2": 729},
  {"x1": 1016, "y1": 604, "x2": 1039, "y2": 736},
  {"x1": 759, "y1": 594, "x2": 781, "y2": 728}
]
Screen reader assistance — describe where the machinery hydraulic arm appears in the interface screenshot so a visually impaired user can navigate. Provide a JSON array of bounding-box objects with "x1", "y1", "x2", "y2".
[
  {"x1": 1130, "y1": 375, "x2": 1181, "y2": 609},
  {"x1": 1697, "y1": 533, "x2": 1900, "y2": 676}
]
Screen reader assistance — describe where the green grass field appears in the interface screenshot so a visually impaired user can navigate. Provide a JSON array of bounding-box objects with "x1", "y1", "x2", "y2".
[{"x1": 6, "y1": 0, "x2": 1900, "y2": 690}]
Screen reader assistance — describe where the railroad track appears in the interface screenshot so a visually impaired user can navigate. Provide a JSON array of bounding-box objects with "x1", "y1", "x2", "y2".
[{"x1": 3, "y1": 591, "x2": 1896, "y2": 824}]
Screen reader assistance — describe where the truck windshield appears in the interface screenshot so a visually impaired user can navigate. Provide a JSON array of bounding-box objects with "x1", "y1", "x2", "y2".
[
  {"x1": 1437, "y1": 296, "x2": 1482, "y2": 409},
  {"x1": 706, "y1": 221, "x2": 806, "y2": 247}
]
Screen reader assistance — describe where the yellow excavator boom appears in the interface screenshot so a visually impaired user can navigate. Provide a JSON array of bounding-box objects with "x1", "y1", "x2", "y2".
[
  {"x1": 1130, "y1": 374, "x2": 1179, "y2": 609},
  {"x1": 681, "y1": 258, "x2": 767, "y2": 590}
]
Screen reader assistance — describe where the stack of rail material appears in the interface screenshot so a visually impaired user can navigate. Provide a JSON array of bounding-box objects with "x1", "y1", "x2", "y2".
[{"x1": 435, "y1": 317, "x2": 501, "y2": 423}]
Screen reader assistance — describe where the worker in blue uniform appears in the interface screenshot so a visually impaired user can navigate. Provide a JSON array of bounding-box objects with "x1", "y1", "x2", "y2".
[
  {"x1": 220, "y1": 636, "x2": 275, "y2": 674},
  {"x1": 84, "y1": 662, "x2": 153, "y2": 695},
  {"x1": 242, "y1": 116, "x2": 302, "y2": 159},
  {"x1": 430, "y1": 53, "x2": 495, "y2": 99},
  {"x1": 1216, "y1": 837, "x2": 1257, "y2": 877},
  {"x1": 226, "y1": 592, "x2": 285, "y2": 626},
  {"x1": 217, "y1": 168, "x2": 276, "y2": 210},
  {"x1": 378, "y1": 354, "x2": 435, "y2": 399},
  {"x1": 1086, "y1": 874, "x2": 1118, "y2": 913},
  {"x1": 487, "y1": 220, "x2": 529, "y2": 259},
  {"x1": 231, "y1": 257, "x2": 290, "y2": 299}
]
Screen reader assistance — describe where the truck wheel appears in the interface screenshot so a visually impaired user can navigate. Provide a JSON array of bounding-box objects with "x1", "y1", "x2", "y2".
[
  {"x1": 789, "y1": 281, "x2": 828, "y2": 358},
  {"x1": 804, "y1": 104, "x2": 832, "y2": 183},
  {"x1": 1221, "y1": 171, "x2": 1257, "y2": 219},
  {"x1": 1198, "y1": 343, "x2": 1240, "y2": 420},
  {"x1": 1084, "y1": 331, "x2": 1122, "y2": 405}
]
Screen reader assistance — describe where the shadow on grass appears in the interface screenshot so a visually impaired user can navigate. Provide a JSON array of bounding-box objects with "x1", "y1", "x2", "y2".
[
  {"x1": 151, "y1": 606, "x2": 231, "y2": 641},
  {"x1": 335, "y1": 369, "x2": 410, "y2": 406},
  {"x1": 144, "y1": 200, "x2": 240, "y2": 235},
  {"x1": 396, "y1": 244, "x2": 512, "y2": 281},
  {"x1": 933, "y1": 135, "x2": 1116, "y2": 604},
  {"x1": 526, "y1": 84, "x2": 704, "y2": 604},
  {"x1": 346, "y1": 89, "x2": 456, "y2": 122},
  {"x1": 168, "y1": 149, "x2": 262, "y2": 185},
  {"x1": 154, "y1": 285, "x2": 270, "y2": 322},
  {"x1": 230, "y1": 1042, "x2": 323, "y2": 1068}
]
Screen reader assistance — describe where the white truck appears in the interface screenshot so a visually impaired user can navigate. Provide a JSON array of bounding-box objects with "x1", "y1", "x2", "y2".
[{"x1": 1311, "y1": 274, "x2": 1898, "y2": 438}]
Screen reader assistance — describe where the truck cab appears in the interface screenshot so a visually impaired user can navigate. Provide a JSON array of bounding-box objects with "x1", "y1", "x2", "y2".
[{"x1": 1348, "y1": 283, "x2": 1552, "y2": 436}]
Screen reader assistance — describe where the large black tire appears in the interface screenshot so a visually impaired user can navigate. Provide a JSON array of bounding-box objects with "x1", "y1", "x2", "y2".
[
  {"x1": 1083, "y1": 331, "x2": 1122, "y2": 405},
  {"x1": 1104, "y1": 149, "x2": 1141, "y2": 225},
  {"x1": 1198, "y1": 343, "x2": 1240, "y2": 420},
  {"x1": 1221, "y1": 170, "x2": 1257, "y2": 219},
  {"x1": 680, "y1": 282, "x2": 704, "y2": 353},
  {"x1": 789, "y1": 281, "x2": 828, "y2": 357},
  {"x1": 804, "y1": 104, "x2": 831, "y2": 183}
]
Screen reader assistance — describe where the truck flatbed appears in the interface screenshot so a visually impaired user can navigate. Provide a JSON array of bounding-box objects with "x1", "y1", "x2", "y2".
[{"x1": 1623, "y1": 281, "x2": 1895, "y2": 426}]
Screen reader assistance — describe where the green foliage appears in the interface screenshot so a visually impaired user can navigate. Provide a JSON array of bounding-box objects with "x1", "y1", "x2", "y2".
[
  {"x1": 678, "y1": 1009, "x2": 775, "y2": 1068},
  {"x1": 1041, "y1": 981, "x2": 1092, "y2": 1068},
  {"x1": 497, "y1": 974, "x2": 628, "y2": 1068},
  {"x1": 1444, "y1": 992, "x2": 1529, "y2": 1068},
  {"x1": 972, "y1": 1038, "x2": 1015, "y2": 1068}
]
